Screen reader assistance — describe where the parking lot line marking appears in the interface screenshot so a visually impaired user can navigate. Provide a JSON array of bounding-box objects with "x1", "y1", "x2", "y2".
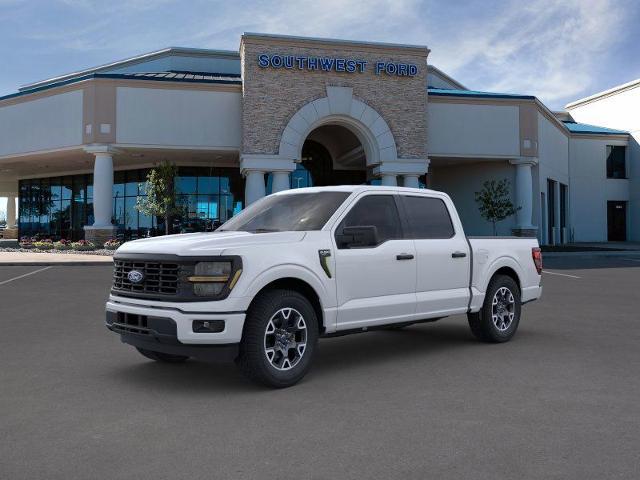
[
  {"x1": 0, "y1": 266, "x2": 52, "y2": 286},
  {"x1": 542, "y1": 270, "x2": 581, "y2": 279}
]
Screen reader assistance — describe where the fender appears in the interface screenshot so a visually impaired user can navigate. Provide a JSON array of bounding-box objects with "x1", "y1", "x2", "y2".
[
  {"x1": 242, "y1": 262, "x2": 333, "y2": 309},
  {"x1": 481, "y1": 255, "x2": 525, "y2": 293}
]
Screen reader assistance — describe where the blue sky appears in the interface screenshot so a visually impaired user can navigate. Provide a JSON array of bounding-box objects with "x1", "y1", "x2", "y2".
[
  {"x1": 1, "y1": 0, "x2": 639, "y2": 109},
  {"x1": 1, "y1": 0, "x2": 640, "y2": 216}
]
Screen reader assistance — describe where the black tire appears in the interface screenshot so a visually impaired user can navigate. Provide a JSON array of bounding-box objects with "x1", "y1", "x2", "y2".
[
  {"x1": 136, "y1": 347, "x2": 189, "y2": 363},
  {"x1": 468, "y1": 274, "x2": 521, "y2": 343},
  {"x1": 237, "y1": 289, "x2": 319, "y2": 388}
]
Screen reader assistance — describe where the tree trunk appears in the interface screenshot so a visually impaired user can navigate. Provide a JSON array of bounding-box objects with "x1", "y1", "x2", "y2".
[
  {"x1": 492, "y1": 221, "x2": 497, "y2": 236},
  {"x1": 165, "y1": 215, "x2": 170, "y2": 235}
]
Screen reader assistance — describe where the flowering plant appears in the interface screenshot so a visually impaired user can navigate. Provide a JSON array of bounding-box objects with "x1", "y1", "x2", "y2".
[
  {"x1": 103, "y1": 239, "x2": 122, "y2": 250},
  {"x1": 19, "y1": 236, "x2": 34, "y2": 249},
  {"x1": 71, "y1": 240, "x2": 96, "y2": 251},
  {"x1": 33, "y1": 239, "x2": 54, "y2": 250},
  {"x1": 54, "y1": 239, "x2": 73, "y2": 250}
]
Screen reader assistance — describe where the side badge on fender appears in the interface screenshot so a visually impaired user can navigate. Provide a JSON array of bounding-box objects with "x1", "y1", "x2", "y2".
[{"x1": 318, "y1": 249, "x2": 332, "y2": 278}]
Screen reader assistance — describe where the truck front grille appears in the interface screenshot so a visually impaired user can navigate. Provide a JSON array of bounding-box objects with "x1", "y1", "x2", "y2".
[{"x1": 113, "y1": 260, "x2": 180, "y2": 296}]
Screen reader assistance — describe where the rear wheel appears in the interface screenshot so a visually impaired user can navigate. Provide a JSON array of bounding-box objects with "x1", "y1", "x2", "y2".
[
  {"x1": 468, "y1": 275, "x2": 521, "y2": 343},
  {"x1": 136, "y1": 347, "x2": 189, "y2": 363},
  {"x1": 237, "y1": 289, "x2": 318, "y2": 388}
]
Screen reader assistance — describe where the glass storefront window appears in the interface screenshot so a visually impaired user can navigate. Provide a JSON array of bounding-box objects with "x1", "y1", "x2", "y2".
[{"x1": 18, "y1": 166, "x2": 244, "y2": 240}]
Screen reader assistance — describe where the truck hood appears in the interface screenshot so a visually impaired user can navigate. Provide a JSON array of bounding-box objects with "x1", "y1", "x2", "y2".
[{"x1": 115, "y1": 231, "x2": 307, "y2": 257}]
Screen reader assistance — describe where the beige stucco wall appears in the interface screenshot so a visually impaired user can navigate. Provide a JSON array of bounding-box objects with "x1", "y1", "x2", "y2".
[
  {"x1": 240, "y1": 35, "x2": 428, "y2": 160},
  {"x1": 427, "y1": 101, "x2": 520, "y2": 157},
  {"x1": 115, "y1": 86, "x2": 242, "y2": 148},
  {"x1": 0, "y1": 90, "x2": 83, "y2": 157}
]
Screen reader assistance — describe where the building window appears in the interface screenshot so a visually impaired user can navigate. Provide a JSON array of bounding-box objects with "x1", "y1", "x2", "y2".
[
  {"x1": 606, "y1": 145, "x2": 626, "y2": 179},
  {"x1": 18, "y1": 166, "x2": 245, "y2": 241}
]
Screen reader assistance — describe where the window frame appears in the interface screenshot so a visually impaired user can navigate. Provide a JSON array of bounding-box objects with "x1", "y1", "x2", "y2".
[
  {"x1": 333, "y1": 193, "x2": 405, "y2": 249},
  {"x1": 397, "y1": 194, "x2": 456, "y2": 240},
  {"x1": 606, "y1": 145, "x2": 627, "y2": 179}
]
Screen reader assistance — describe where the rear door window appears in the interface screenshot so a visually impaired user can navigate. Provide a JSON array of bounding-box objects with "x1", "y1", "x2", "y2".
[{"x1": 401, "y1": 195, "x2": 455, "y2": 239}]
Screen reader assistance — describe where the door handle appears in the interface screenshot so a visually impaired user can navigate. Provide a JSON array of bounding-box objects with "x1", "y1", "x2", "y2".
[
  {"x1": 396, "y1": 254, "x2": 414, "y2": 260},
  {"x1": 451, "y1": 251, "x2": 467, "y2": 258}
]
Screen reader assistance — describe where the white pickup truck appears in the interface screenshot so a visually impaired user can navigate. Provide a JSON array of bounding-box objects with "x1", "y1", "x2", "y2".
[{"x1": 106, "y1": 186, "x2": 542, "y2": 387}]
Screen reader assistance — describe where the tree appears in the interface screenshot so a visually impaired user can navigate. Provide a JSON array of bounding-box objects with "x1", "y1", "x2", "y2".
[
  {"x1": 474, "y1": 179, "x2": 519, "y2": 236},
  {"x1": 136, "y1": 161, "x2": 181, "y2": 235}
]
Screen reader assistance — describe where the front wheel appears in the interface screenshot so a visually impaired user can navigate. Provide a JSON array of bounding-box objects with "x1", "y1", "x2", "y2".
[
  {"x1": 468, "y1": 275, "x2": 521, "y2": 343},
  {"x1": 237, "y1": 289, "x2": 319, "y2": 388}
]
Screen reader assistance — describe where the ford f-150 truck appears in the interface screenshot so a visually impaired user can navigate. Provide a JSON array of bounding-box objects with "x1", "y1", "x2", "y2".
[{"x1": 106, "y1": 186, "x2": 543, "y2": 387}]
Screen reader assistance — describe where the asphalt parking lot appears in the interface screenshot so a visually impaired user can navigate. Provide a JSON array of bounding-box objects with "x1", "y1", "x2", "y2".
[{"x1": 1, "y1": 257, "x2": 639, "y2": 479}]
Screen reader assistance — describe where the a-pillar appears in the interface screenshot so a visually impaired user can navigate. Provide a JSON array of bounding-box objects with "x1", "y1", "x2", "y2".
[
  {"x1": 84, "y1": 145, "x2": 117, "y2": 244},
  {"x1": 509, "y1": 157, "x2": 538, "y2": 237}
]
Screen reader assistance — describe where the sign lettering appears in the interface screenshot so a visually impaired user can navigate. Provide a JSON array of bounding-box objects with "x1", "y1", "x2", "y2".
[{"x1": 258, "y1": 54, "x2": 417, "y2": 77}]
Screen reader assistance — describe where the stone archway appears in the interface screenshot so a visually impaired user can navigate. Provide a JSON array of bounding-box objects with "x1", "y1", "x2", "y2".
[{"x1": 278, "y1": 86, "x2": 398, "y2": 167}]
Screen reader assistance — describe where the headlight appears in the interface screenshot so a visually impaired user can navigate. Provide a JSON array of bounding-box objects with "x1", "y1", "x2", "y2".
[{"x1": 189, "y1": 261, "x2": 240, "y2": 297}]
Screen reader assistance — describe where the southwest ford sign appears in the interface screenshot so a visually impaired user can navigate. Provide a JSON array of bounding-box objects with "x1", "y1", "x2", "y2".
[{"x1": 257, "y1": 54, "x2": 418, "y2": 77}]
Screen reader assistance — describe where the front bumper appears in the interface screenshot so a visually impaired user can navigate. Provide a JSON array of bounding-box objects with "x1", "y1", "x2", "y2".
[
  {"x1": 106, "y1": 297, "x2": 246, "y2": 345},
  {"x1": 106, "y1": 311, "x2": 239, "y2": 362}
]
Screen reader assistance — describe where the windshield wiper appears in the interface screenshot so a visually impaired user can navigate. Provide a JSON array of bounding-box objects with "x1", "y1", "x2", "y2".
[{"x1": 250, "y1": 228, "x2": 281, "y2": 233}]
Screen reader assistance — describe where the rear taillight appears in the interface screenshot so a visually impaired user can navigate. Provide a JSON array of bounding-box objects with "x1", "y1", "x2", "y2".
[{"x1": 532, "y1": 247, "x2": 543, "y2": 275}]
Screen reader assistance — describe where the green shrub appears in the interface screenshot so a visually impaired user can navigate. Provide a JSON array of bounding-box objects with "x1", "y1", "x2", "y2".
[{"x1": 71, "y1": 240, "x2": 96, "y2": 251}]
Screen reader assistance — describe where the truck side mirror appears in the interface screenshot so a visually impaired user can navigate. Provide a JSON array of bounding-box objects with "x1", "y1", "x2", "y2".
[{"x1": 336, "y1": 225, "x2": 379, "y2": 248}]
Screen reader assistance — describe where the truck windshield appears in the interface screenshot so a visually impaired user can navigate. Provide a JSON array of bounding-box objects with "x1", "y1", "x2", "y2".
[{"x1": 218, "y1": 192, "x2": 350, "y2": 232}]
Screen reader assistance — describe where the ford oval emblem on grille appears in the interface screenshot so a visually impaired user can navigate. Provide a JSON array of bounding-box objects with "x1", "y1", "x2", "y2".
[{"x1": 127, "y1": 270, "x2": 145, "y2": 284}]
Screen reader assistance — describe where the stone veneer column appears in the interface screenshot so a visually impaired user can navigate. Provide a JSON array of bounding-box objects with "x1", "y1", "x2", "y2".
[
  {"x1": 510, "y1": 157, "x2": 538, "y2": 238},
  {"x1": 84, "y1": 145, "x2": 117, "y2": 244}
]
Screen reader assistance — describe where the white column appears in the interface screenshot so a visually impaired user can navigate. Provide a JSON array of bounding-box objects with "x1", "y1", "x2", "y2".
[
  {"x1": 92, "y1": 152, "x2": 114, "y2": 227},
  {"x1": 380, "y1": 174, "x2": 397, "y2": 186},
  {"x1": 510, "y1": 158, "x2": 537, "y2": 230},
  {"x1": 245, "y1": 170, "x2": 266, "y2": 206},
  {"x1": 271, "y1": 171, "x2": 290, "y2": 193},
  {"x1": 402, "y1": 174, "x2": 420, "y2": 189},
  {"x1": 6, "y1": 195, "x2": 17, "y2": 228}
]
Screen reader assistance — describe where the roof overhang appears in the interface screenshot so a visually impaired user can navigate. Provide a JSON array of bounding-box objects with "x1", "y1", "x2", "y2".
[{"x1": 19, "y1": 47, "x2": 240, "y2": 93}]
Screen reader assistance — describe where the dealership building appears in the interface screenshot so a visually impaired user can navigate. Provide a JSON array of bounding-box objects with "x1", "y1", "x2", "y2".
[{"x1": 0, "y1": 33, "x2": 637, "y2": 244}]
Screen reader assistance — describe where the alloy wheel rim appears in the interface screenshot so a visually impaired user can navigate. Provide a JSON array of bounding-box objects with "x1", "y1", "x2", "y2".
[
  {"x1": 492, "y1": 286, "x2": 515, "y2": 332},
  {"x1": 264, "y1": 307, "x2": 307, "y2": 371}
]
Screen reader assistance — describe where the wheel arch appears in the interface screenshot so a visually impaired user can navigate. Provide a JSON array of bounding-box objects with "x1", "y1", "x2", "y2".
[
  {"x1": 483, "y1": 257, "x2": 524, "y2": 294},
  {"x1": 249, "y1": 277, "x2": 326, "y2": 334}
]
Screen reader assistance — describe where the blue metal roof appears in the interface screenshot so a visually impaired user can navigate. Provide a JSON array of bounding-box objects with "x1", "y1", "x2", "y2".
[
  {"x1": 562, "y1": 121, "x2": 628, "y2": 135},
  {"x1": 0, "y1": 71, "x2": 242, "y2": 102},
  {"x1": 428, "y1": 87, "x2": 535, "y2": 100}
]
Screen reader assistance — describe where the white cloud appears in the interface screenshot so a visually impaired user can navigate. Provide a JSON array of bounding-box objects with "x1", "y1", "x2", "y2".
[
  {"x1": 427, "y1": 0, "x2": 628, "y2": 107},
  {"x1": 2, "y1": 0, "x2": 635, "y2": 109}
]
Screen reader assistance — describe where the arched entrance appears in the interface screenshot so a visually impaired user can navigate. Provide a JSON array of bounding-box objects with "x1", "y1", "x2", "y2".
[{"x1": 298, "y1": 124, "x2": 368, "y2": 187}]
